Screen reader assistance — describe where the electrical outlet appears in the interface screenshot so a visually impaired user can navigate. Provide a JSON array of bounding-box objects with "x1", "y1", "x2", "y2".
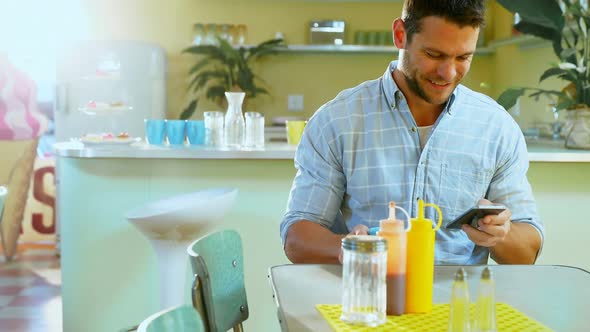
[{"x1": 287, "y1": 94, "x2": 304, "y2": 112}]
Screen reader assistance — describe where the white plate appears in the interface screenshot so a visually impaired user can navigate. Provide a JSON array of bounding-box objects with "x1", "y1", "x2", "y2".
[{"x1": 75, "y1": 137, "x2": 141, "y2": 146}]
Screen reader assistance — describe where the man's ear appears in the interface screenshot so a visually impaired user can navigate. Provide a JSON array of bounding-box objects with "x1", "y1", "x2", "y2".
[{"x1": 392, "y1": 18, "x2": 406, "y2": 49}]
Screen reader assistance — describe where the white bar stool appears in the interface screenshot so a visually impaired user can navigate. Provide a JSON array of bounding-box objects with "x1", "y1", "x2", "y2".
[{"x1": 126, "y1": 188, "x2": 238, "y2": 310}]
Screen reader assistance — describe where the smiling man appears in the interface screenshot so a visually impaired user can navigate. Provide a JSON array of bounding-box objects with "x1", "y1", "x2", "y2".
[{"x1": 281, "y1": 0, "x2": 543, "y2": 266}]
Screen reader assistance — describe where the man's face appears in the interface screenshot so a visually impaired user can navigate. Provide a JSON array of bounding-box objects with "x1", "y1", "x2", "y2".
[{"x1": 397, "y1": 16, "x2": 479, "y2": 106}]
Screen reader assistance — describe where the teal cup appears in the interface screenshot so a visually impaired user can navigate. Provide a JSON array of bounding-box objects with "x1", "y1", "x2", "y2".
[
  {"x1": 166, "y1": 120, "x2": 186, "y2": 145},
  {"x1": 186, "y1": 120, "x2": 205, "y2": 145},
  {"x1": 145, "y1": 119, "x2": 166, "y2": 145}
]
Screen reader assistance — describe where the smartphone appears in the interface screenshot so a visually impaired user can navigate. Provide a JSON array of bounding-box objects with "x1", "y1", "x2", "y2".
[{"x1": 446, "y1": 204, "x2": 506, "y2": 230}]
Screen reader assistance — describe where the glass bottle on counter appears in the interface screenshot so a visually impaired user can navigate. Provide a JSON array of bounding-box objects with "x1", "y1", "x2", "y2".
[{"x1": 224, "y1": 92, "x2": 245, "y2": 149}]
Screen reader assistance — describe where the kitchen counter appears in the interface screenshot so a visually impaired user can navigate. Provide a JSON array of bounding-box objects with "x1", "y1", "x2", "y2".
[
  {"x1": 53, "y1": 141, "x2": 297, "y2": 159},
  {"x1": 54, "y1": 138, "x2": 590, "y2": 162}
]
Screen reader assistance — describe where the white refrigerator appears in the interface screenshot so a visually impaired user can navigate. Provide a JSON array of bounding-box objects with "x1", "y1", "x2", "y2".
[{"x1": 55, "y1": 40, "x2": 167, "y2": 141}]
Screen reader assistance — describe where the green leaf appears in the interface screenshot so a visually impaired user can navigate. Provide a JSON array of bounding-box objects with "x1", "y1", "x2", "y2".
[
  {"x1": 496, "y1": 0, "x2": 565, "y2": 32},
  {"x1": 180, "y1": 99, "x2": 198, "y2": 120},
  {"x1": 497, "y1": 88, "x2": 526, "y2": 110},
  {"x1": 205, "y1": 85, "x2": 226, "y2": 100},
  {"x1": 189, "y1": 58, "x2": 211, "y2": 75},
  {"x1": 539, "y1": 67, "x2": 578, "y2": 83}
]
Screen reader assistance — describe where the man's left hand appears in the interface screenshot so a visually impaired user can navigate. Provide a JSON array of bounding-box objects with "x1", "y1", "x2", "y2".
[{"x1": 462, "y1": 199, "x2": 512, "y2": 247}]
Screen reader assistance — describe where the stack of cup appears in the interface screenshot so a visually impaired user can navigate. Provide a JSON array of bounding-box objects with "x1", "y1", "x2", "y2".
[{"x1": 144, "y1": 119, "x2": 206, "y2": 146}]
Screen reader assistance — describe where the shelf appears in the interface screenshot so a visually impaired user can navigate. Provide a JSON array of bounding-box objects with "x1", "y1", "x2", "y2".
[
  {"x1": 237, "y1": 43, "x2": 494, "y2": 55},
  {"x1": 487, "y1": 35, "x2": 549, "y2": 50},
  {"x1": 217, "y1": 35, "x2": 546, "y2": 57}
]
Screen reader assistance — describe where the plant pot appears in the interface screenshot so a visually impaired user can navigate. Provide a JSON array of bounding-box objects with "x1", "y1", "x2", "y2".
[{"x1": 564, "y1": 107, "x2": 590, "y2": 150}]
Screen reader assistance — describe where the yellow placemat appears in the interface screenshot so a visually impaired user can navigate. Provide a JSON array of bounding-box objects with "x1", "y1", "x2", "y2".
[{"x1": 316, "y1": 303, "x2": 553, "y2": 332}]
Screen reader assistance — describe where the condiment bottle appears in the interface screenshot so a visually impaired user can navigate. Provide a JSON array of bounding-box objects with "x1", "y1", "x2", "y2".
[
  {"x1": 376, "y1": 201, "x2": 411, "y2": 316},
  {"x1": 340, "y1": 235, "x2": 387, "y2": 327},
  {"x1": 448, "y1": 268, "x2": 471, "y2": 332},
  {"x1": 405, "y1": 198, "x2": 442, "y2": 313},
  {"x1": 474, "y1": 267, "x2": 497, "y2": 332}
]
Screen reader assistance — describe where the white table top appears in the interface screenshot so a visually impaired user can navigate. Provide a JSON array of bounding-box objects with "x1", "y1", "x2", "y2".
[{"x1": 268, "y1": 264, "x2": 590, "y2": 332}]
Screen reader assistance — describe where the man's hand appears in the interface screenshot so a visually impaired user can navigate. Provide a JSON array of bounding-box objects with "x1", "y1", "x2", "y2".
[
  {"x1": 462, "y1": 199, "x2": 512, "y2": 247},
  {"x1": 338, "y1": 224, "x2": 370, "y2": 264}
]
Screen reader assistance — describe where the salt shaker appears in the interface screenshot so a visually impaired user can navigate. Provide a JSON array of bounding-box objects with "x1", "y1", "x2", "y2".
[
  {"x1": 474, "y1": 267, "x2": 497, "y2": 332},
  {"x1": 340, "y1": 235, "x2": 387, "y2": 327}
]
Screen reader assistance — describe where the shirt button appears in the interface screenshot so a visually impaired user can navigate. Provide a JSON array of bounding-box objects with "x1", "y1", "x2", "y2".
[{"x1": 411, "y1": 127, "x2": 417, "y2": 132}]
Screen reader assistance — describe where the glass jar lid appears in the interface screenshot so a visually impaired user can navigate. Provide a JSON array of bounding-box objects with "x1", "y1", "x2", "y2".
[{"x1": 342, "y1": 235, "x2": 387, "y2": 253}]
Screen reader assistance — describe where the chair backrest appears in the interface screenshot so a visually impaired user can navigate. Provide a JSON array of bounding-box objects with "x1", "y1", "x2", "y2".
[
  {"x1": 187, "y1": 229, "x2": 249, "y2": 332},
  {"x1": 137, "y1": 305, "x2": 204, "y2": 332}
]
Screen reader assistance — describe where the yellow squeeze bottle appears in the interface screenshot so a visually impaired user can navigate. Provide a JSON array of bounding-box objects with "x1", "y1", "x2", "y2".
[{"x1": 405, "y1": 198, "x2": 442, "y2": 313}]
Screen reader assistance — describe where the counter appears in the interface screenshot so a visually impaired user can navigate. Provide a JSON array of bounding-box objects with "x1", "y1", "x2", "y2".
[
  {"x1": 54, "y1": 139, "x2": 590, "y2": 332},
  {"x1": 55, "y1": 138, "x2": 590, "y2": 162}
]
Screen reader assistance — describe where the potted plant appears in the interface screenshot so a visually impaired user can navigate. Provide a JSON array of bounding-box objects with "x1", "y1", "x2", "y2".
[
  {"x1": 180, "y1": 37, "x2": 286, "y2": 120},
  {"x1": 496, "y1": 0, "x2": 590, "y2": 149}
]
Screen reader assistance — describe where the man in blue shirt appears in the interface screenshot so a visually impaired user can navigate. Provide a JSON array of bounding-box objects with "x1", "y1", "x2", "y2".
[{"x1": 281, "y1": 0, "x2": 543, "y2": 265}]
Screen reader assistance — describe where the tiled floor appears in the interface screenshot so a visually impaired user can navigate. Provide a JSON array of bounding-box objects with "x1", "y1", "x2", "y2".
[{"x1": 0, "y1": 244, "x2": 61, "y2": 331}]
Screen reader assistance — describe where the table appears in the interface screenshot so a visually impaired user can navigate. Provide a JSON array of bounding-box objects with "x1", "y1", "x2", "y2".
[{"x1": 268, "y1": 264, "x2": 590, "y2": 331}]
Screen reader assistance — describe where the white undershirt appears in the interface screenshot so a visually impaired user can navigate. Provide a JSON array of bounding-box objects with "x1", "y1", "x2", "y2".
[{"x1": 418, "y1": 125, "x2": 433, "y2": 150}]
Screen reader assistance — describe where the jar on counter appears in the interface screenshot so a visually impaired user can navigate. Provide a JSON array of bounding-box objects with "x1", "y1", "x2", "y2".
[
  {"x1": 205, "y1": 23, "x2": 219, "y2": 45},
  {"x1": 236, "y1": 24, "x2": 247, "y2": 46},
  {"x1": 192, "y1": 23, "x2": 205, "y2": 45},
  {"x1": 340, "y1": 235, "x2": 387, "y2": 327}
]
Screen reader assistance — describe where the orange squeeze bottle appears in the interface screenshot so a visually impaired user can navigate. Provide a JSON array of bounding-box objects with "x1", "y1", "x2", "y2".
[
  {"x1": 405, "y1": 198, "x2": 442, "y2": 313},
  {"x1": 376, "y1": 201, "x2": 411, "y2": 316}
]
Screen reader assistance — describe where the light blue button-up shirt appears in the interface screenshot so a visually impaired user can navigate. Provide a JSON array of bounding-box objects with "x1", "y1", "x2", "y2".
[{"x1": 281, "y1": 61, "x2": 543, "y2": 265}]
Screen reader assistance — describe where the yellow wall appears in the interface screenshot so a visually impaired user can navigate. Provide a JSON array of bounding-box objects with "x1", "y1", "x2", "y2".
[
  {"x1": 80, "y1": 0, "x2": 495, "y2": 121},
  {"x1": 490, "y1": 2, "x2": 563, "y2": 129}
]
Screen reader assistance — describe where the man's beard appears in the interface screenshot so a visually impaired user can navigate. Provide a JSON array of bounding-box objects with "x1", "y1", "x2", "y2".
[{"x1": 401, "y1": 56, "x2": 450, "y2": 106}]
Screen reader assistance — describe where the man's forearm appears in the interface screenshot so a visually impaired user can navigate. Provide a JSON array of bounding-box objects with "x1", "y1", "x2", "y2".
[
  {"x1": 490, "y1": 222, "x2": 542, "y2": 264},
  {"x1": 284, "y1": 220, "x2": 344, "y2": 264}
]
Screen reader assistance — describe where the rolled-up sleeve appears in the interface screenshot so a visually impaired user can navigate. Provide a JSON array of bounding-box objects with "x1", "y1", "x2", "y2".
[
  {"x1": 280, "y1": 111, "x2": 346, "y2": 245},
  {"x1": 488, "y1": 128, "x2": 545, "y2": 256}
]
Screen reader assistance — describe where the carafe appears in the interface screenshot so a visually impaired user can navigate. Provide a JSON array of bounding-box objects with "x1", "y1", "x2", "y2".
[{"x1": 224, "y1": 92, "x2": 245, "y2": 149}]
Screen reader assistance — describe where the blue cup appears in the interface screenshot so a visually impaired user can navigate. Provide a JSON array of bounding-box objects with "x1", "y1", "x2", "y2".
[
  {"x1": 145, "y1": 119, "x2": 166, "y2": 145},
  {"x1": 166, "y1": 120, "x2": 186, "y2": 145},
  {"x1": 186, "y1": 120, "x2": 205, "y2": 145}
]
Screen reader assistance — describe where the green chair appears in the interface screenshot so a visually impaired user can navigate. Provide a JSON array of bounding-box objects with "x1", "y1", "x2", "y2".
[
  {"x1": 187, "y1": 230, "x2": 249, "y2": 332},
  {"x1": 137, "y1": 305, "x2": 204, "y2": 332}
]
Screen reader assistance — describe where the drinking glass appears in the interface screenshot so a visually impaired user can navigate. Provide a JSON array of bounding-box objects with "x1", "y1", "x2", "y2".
[
  {"x1": 145, "y1": 119, "x2": 166, "y2": 145},
  {"x1": 186, "y1": 120, "x2": 205, "y2": 145},
  {"x1": 244, "y1": 112, "x2": 265, "y2": 149},
  {"x1": 204, "y1": 111, "x2": 224, "y2": 147},
  {"x1": 166, "y1": 120, "x2": 186, "y2": 145}
]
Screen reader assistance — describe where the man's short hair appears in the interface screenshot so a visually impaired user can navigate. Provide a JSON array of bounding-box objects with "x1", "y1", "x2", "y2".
[{"x1": 402, "y1": 0, "x2": 486, "y2": 43}]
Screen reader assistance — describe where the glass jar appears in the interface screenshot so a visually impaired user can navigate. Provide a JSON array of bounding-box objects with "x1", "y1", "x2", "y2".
[
  {"x1": 205, "y1": 23, "x2": 218, "y2": 45},
  {"x1": 236, "y1": 24, "x2": 247, "y2": 45},
  {"x1": 340, "y1": 235, "x2": 387, "y2": 327},
  {"x1": 193, "y1": 23, "x2": 205, "y2": 45}
]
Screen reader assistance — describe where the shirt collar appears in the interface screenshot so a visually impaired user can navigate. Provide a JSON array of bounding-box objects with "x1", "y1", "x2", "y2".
[{"x1": 382, "y1": 60, "x2": 459, "y2": 114}]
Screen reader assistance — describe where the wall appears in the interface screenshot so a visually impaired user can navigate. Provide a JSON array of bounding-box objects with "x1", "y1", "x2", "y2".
[
  {"x1": 490, "y1": 2, "x2": 564, "y2": 129},
  {"x1": 80, "y1": 0, "x2": 494, "y2": 121}
]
